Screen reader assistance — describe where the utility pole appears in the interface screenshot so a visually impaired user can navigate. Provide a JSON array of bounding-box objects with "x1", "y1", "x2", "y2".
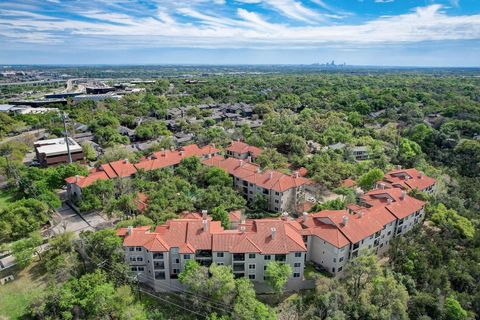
[{"x1": 62, "y1": 112, "x2": 72, "y2": 164}]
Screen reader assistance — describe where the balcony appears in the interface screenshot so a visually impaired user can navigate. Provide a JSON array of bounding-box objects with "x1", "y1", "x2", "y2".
[
  {"x1": 275, "y1": 254, "x2": 286, "y2": 262},
  {"x1": 233, "y1": 253, "x2": 245, "y2": 261},
  {"x1": 233, "y1": 263, "x2": 245, "y2": 272},
  {"x1": 195, "y1": 250, "x2": 212, "y2": 258},
  {"x1": 154, "y1": 262, "x2": 165, "y2": 270}
]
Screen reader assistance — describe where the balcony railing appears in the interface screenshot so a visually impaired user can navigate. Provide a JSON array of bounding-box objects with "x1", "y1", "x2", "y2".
[{"x1": 233, "y1": 263, "x2": 245, "y2": 272}]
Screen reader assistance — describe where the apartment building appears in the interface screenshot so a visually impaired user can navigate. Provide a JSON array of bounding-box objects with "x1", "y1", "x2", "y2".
[
  {"x1": 117, "y1": 212, "x2": 307, "y2": 293},
  {"x1": 298, "y1": 187, "x2": 425, "y2": 276},
  {"x1": 225, "y1": 141, "x2": 263, "y2": 162},
  {"x1": 382, "y1": 168, "x2": 436, "y2": 194},
  {"x1": 65, "y1": 144, "x2": 219, "y2": 200},
  {"x1": 203, "y1": 156, "x2": 314, "y2": 212}
]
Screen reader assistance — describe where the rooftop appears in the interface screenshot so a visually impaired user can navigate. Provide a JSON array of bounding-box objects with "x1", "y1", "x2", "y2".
[{"x1": 34, "y1": 137, "x2": 83, "y2": 156}]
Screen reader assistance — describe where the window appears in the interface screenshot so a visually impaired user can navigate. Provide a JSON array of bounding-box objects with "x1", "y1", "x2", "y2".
[
  {"x1": 129, "y1": 257, "x2": 136, "y2": 262},
  {"x1": 338, "y1": 267, "x2": 343, "y2": 272},
  {"x1": 332, "y1": 267, "x2": 335, "y2": 273},
  {"x1": 217, "y1": 262, "x2": 224, "y2": 266},
  {"x1": 294, "y1": 252, "x2": 302, "y2": 258},
  {"x1": 369, "y1": 235, "x2": 374, "y2": 239},
  {"x1": 173, "y1": 268, "x2": 180, "y2": 274},
  {"x1": 184, "y1": 254, "x2": 191, "y2": 260},
  {"x1": 217, "y1": 252, "x2": 224, "y2": 258},
  {"x1": 353, "y1": 242, "x2": 359, "y2": 250},
  {"x1": 249, "y1": 253, "x2": 256, "y2": 259},
  {"x1": 333, "y1": 258, "x2": 336, "y2": 263},
  {"x1": 275, "y1": 199, "x2": 279, "y2": 204},
  {"x1": 155, "y1": 271, "x2": 165, "y2": 280},
  {"x1": 137, "y1": 257, "x2": 143, "y2": 262},
  {"x1": 131, "y1": 267, "x2": 137, "y2": 271},
  {"x1": 249, "y1": 264, "x2": 255, "y2": 270},
  {"x1": 264, "y1": 266, "x2": 267, "y2": 270},
  {"x1": 274, "y1": 207, "x2": 279, "y2": 211},
  {"x1": 248, "y1": 274, "x2": 255, "y2": 280},
  {"x1": 138, "y1": 267, "x2": 145, "y2": 271},
  {"x1": 293, "y1": 273, "x2": 300, "y2": 278},
  {"x1": 387, "y1": 231, "x2": 392, "y2": 236},
  {"x1": 275, "y1": 192, "x2": 280, "y2": 196},
  {"x1": 175, "y1": 258, "x2": 180, "y2": 264},
  {"x1": 294, "y1": 262, "x2": 301, "y2": 268},
  {"x1": 339, "y1": 257, "x2": 344, "y2": 262},
  {"x1": 136, "y1": 247, "x2": 142, "y2": 251},
  {"x1": 129, "y1": 247, "x2": 134, "y2": 252},
  {"x1": 264, "y1": 255, "x2": 271, "y2": 260}
]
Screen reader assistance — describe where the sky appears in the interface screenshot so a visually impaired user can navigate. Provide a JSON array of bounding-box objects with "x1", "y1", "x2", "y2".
[{"x1": 0, "y1": 0, "x2": 479, "y2": 66}]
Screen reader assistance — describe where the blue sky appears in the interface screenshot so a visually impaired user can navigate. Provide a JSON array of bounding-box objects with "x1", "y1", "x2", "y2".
[{"x1": 0, "y1": 0, "x2": 479, "y2": 66}]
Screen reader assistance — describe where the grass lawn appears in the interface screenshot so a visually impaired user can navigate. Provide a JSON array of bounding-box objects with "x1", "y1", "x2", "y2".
[{"x1": 0, "y1": 263, "x2": 48, "y2": 320}]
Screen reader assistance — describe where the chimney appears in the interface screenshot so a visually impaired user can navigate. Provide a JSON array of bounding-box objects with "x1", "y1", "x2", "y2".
[
  {"x1": 400, "y1": 190, "x2": 406, "y2": 200},
  {"x1": 387, "y1": 198, "x2": 393, "y2": 205},
  {"x1": 256, "y1": 167, "x2": 262, "y2": 173},
  {"x1": 247, "y1": 156, "x2": 252, "y2": 163},
  {"x1": 180, "y1": 150, "x2": 185, "y2": 156},
  {"x1": 211, "y1": 143, "x2": 215, "y2": 148},
  {"x1": 75, "y1": 175, "x2": 80, "y2": 183},
  {"x1": 268, "y1": 171, "x2": 273, "y2": 180},
  {"x1": 293, "y1": 171, "x2": 299, "y2": 178},
  {"x1": 202, "y1": 219, "x2": 209, "y2": 232},
  {"x1": 397, "y1": 165, "x2": 402, "y2": 170},
  {"x1": 202, "y1": 210, "x2": 208, "y2": 219},
  {"x1": 358, "y1": 211, "x2": 363, "y2": 218},
  {"x1": 240, "y1": 226, "x2": 246, "y2": 233},
  {"x1": 124, "y1": 158, "x2": 129, "y2": 164},
  {"x1": 271, "y1": 227, "x2": 276, "y2": 239},
  {"x1": 281, "y1": 211, "x2": 288, "y2": 220},
  {"x1": 419, "y1": 172, "x2": 423, "y2": 179},
  {"x1": 302, "y1": 211, "x2": 309, "y2": 222},
  {"x1": 127, "y1": 226, "x2": 133, "y2": 235},
  {"x1": 378, "y1": 183, "x2": 385, "y2": 190},
  {"x1": 239, "y1": 160, "x2": 244, "y2": 167},
  {"x1": 342, "y1": 216, "x2": 349, "y2": 226}
]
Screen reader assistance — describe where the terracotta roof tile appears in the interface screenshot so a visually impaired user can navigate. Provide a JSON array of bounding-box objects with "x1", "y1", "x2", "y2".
[
  {"x1": 226, "y1": 141, "x2": 263, "y2": 158},
  {"x1": 383, "y1": 168, "x2": 436, "y2": 192}
]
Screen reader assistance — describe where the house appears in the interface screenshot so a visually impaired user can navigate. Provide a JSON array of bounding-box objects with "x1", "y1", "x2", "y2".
[
  {"x1": 225, "y1": 141, "x2": 263, "y2": 162},
  {"x1": 34, "y1": 137, "x2": 84, "y2": 166},
  {"x1": 382, "y1": 168, "x2": 436, "y2": 194},
  {"x1": 203, "y1": 156, "x2": 314, "y2": 212},
  {"x1": 351, "y1": 146, "x2": 369, "y2": 161},
  {"x1": 117, "y1": 212, "x2": 307, "y2": 292},
  {"x1": 65, "y1": 144, "x2": 220, "y2": 200}
]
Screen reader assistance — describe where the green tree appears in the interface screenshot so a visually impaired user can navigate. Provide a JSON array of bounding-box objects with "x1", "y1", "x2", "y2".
[
  {"x1": 211, "y1": 205, "x2": 230, "y2": 229},
  {"x1": 255, "y1": 148, "x2": 288, "y2": 170},
  {"x1": 265, "y1": 261, "x2": 292, "y2": 295},
  {"x1": 444, "y1": 296, "x2": 468, "y2": 320},
  {"x1": 398, "y1": 138, "x2": 422, "y2": 167},
  {"x1": 233, "y1": 278, "x2": 275, "y2": 320},
  {"x1": 204, "y1": 167, "x2": 232, "y2": 188},
  {"x1": 430, "y1": 203, "x2": 475, "y2": 239},
  {"x1": 10, "y1": 231, "x2": 43, "y2": 268},
  {"x1": 358, "y1": 168, "x2": 384, "y2": 191}
]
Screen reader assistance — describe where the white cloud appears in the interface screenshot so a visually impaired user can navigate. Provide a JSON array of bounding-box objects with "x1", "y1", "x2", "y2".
[{"x1": 0, "y1": 4, "x2": 479, "y2": 48}]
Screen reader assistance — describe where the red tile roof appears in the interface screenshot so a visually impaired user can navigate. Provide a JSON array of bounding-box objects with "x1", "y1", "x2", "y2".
[
  {"x1": 134, "y1": 193, "x2": 148, "y2": 212},
  {"x1": 66, "y1": 144, "x2": 219, "y2": 189},
  {"x1": 226, "y1": 141, "x2": 263, "y2": 158},
  {"x1": 120, "y1": 214, "x2": 306, "y2": 255},
  {"x1": 299, "y1": 213, "x2": 350, "y2": 248},
  {"x1": 341, "y1": 178, "x2": 356, "y2": 188},
  {"x1": 383, "y1": 168, "x2": 436, "y2": 192},
  {"x1": 203, "y1": 156, "x2": 314, "y2": 193},
  {"x1": 361, "y1": 188, "x2": 425, "y2": 220}
]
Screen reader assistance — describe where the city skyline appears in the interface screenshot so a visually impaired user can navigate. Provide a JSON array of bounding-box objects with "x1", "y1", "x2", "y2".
[{"x1": 1, "y1": 0, "x2": 480, "y2": 66}]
